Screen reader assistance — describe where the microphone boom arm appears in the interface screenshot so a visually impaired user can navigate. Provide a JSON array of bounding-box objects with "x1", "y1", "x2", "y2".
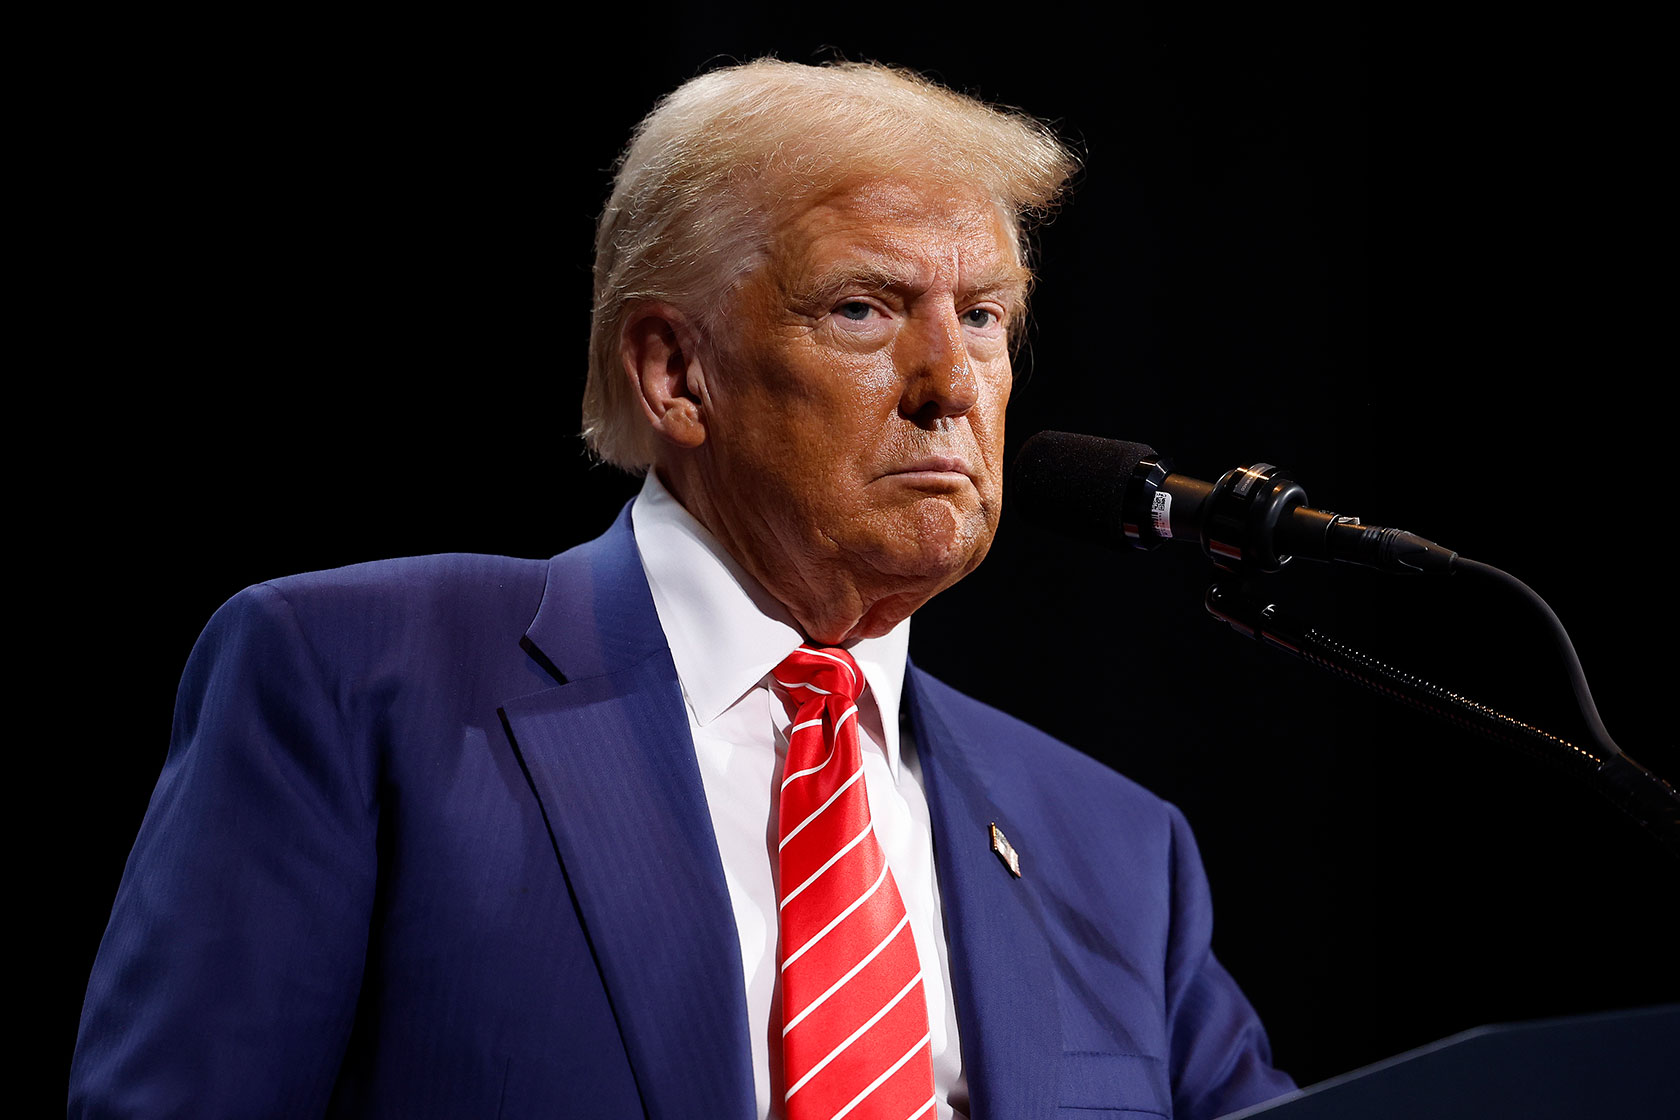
[{"x1": 1204, "y1": 570, "x2": 1680, "y2": 859}]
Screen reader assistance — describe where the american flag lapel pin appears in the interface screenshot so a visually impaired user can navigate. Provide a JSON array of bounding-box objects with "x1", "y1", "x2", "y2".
[{"x1": 990, "y1": 822, "x2": 1022, "y2": 878}]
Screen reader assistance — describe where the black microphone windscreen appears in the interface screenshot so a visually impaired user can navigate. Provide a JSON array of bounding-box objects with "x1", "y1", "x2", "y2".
[{"x1": 1011, "y1": 432, "x2": 1156, "y2": 545}]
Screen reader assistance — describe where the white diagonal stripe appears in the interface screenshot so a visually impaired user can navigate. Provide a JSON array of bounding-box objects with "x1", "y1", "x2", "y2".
[
  {"x1": 782, "y1": 741, "x2": 838, "y2": 788},
  {"x1": 782, "y1": 862, "x2": 891, "y2": 970},
  {"x1": 784, "y1": 913, "x2": 911, "y2": 1033},
  {"x1": 779, "y1": 768, "x2": 864, "y2": 851},
  {"x1": 830, "y1": 1033, "x2": 933, "y2": 1120},
  {"x1": 784, "y1": 973, "x2": 925, "y2": 1099},
  {"x1": 896, "y1": 1095, "x2": 938, "y2": 1120},
  {"x1": 780, "y1": 704, "x2": 854, "y2": 789},
  {"x1": 774, "y1": 676, "x2": 834, "y2": 695},
  {"x1": 802, "y1": 647, "x2": 859, "y2": 689},
  {"x1": 779, "y1": 821, "x2": 873, "y2": 909}
]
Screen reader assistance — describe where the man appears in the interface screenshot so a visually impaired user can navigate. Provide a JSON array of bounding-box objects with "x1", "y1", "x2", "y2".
[{"x1": 72, "y1": 60, "x2": 1293, "y2": 1118}]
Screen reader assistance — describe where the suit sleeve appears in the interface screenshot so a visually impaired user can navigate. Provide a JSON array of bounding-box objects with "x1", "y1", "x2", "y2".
[
  {"x1": 70, "y1": 583, "x2": 379, "y2": 1118},
  {"x1": 1162, "y1": 804, "x2": 1296, "y2": 1119}
]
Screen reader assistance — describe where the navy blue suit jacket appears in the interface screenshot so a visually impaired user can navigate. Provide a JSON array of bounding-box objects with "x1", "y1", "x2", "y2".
[{"x1": 72, "y1": 509, "x2": 1291, "y2": 1118}]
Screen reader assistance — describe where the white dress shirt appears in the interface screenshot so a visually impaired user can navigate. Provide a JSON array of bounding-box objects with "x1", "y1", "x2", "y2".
[{"x1": 632, "y1": 472, "x2": 969, "y2": 1119}]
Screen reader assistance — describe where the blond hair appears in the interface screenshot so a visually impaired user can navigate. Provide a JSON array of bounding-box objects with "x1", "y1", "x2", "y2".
[{"x1": 583, "y1": 58, "x2": 1078, "y2": 472}]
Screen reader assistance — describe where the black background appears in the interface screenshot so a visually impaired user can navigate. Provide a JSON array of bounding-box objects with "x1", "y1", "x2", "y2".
[{"x1": 53, "y1": 7, "x2": 1675, "y2": 1103}]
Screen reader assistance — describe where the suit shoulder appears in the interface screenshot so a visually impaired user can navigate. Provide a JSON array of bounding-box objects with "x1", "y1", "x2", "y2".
[
  {"x1": 260, "y1": 552, "x2": 547, "y2": 601},
  {"x1": 202, "y1": 553, "x2": 551, "y2": 666},
  {"x1": 249, "y1": 553, "x2": 546, "y2": 620}
]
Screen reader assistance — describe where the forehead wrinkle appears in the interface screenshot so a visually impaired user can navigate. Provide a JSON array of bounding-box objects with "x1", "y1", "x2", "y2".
[
  {"x1": 793, "y1": 242, "x2": 1029, "y2": 309},
  {"x1": 762, "y1": 178, "x2": 1030, "y2": 320},
  {"x1": 799, "y1": 258, "x2": 916, "y2": 302}
]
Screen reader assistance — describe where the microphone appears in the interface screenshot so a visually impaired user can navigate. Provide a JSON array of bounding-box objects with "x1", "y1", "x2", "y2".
[{"x1": 1011, "y1": 431, "x2": 1457, "y2": 574}]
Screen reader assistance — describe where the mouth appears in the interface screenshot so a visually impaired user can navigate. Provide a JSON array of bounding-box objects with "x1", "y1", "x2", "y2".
[{"x1": 881, "y1": 455, "x2": 976, "y2": 489}]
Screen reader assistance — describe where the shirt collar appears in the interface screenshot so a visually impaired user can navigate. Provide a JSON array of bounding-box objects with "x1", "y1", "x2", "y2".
[{"x1": 631, "y1": 471, "x2": 910, "y2": 777}]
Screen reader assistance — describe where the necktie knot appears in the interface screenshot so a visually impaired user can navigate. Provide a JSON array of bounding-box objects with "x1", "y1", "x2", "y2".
[{"x1": 774, "y1": 645, "x2": 864, "y2": 705}]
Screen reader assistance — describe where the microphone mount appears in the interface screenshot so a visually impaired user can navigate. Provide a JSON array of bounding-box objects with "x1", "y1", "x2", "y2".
[{"x1": 1116, "y1": 446, "x2": 1457, "y2": 575}]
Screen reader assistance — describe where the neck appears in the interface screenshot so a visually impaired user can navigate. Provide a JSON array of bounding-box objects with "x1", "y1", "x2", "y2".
[{"x1": 654, "y1": 464, "x2": 931, "y2": 646}]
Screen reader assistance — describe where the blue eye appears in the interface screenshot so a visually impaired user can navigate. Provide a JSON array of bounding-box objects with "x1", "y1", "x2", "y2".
[
  {"x1": 835, "y1": 301, "x2": 873, "y2": 321},
  {"x1": 962, "y1": 308, "x2": 999, "y2": 328}
]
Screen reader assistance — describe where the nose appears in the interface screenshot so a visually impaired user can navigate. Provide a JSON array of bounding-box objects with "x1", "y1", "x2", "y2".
[{"x1": 899, "y1": 308, "x2": 979, "y2": 426}]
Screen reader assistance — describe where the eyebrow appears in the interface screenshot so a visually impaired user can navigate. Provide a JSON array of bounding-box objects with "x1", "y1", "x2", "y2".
[{"x1": 797, "y1": 261, "x2": 1032, "y2": 312}]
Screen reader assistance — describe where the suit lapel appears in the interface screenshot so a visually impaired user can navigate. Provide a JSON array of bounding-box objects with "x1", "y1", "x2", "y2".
[
  {"x1": 502, "y1": 509, "x2": 1062, "y2": 1116},
  {"x1": 501, "y1": 509, "x2": 755, "y2": 1119},
  {"x1": 908, "y1": 666, "x2": 1060, "y2": 1118}
]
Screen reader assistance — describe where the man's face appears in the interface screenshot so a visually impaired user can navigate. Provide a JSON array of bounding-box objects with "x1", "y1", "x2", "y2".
[{"x1": 684, "y1": 177, "x2": 1029, "y2": 641}]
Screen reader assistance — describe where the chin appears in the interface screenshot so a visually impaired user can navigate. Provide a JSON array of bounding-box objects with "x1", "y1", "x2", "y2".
[{"x1": 875, "y1": 499, "x2": 995, "y2": 584}]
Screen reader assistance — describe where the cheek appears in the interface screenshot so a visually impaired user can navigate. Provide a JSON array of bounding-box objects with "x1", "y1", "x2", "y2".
[
  {"x1": 725, "y1": 383, "x2": 872, "y2": 507},
  {"x1": 834, "y1": 348, "x2": 908, "y2": 410},
  {"x1": 988, "y1": 369, "x2": 1012, "y2": 420},
  {"x1": 962, "y1": 371, "x2": 1012, "y2": 509},
  {"x1": 799, "y1": 353, "x2": 905, "y2": 454},
  {"x1": 975, "y1": 367, "x2": 1012, "y2": 447}
]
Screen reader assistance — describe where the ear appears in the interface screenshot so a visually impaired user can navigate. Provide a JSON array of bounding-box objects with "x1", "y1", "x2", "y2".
[{"x1": 621, "y1": 302, "x2": 708, "y2": 450}]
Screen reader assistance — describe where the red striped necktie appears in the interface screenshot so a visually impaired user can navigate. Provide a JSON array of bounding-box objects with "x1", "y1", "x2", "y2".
[{"x1": 773, "y1": 645, "x2": 937, "y2": 1120}]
